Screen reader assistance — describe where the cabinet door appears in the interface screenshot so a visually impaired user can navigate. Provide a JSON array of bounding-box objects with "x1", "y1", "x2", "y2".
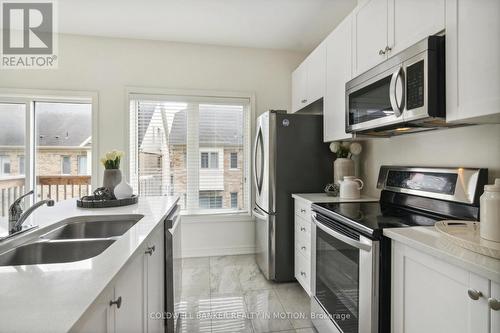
[
  {"x1": 291, "y1": 63, "x2": 307, "y2": 113},
  {"x1": 146, "y1": 227, "x2": 165, "y2": 333},
  {"x1": 492, "y1": 281, "x2": 500, "y2": 333},
  {"x1": 446, "y1": 0, "x2": 500, "y2": 123},
  {"x1": 353, "y1": 0, "x2": 388, "y2": 75},
  {"x1": 114, "y1": 251, "x2": 145, "y2": 333},
  {"x1": 388, "y1": 0, "x2": 445, "y2": 55},
  {"x1": 71, "y1": 287, "x2": 114, "y2": 333},
  {"x1": 324, "y1": 15, "x2": 353, "y2": 142},
  {"x1": 391, "y1": 242, "x2": 489, "y2": 333},
  {"x1": 306, "y1": 42, "x2": 326, "y2": 105}
]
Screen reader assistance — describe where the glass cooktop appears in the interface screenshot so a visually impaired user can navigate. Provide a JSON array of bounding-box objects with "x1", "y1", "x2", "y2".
[{"x1": 312, "y1": 201, "x2": 441, "y2": 236}]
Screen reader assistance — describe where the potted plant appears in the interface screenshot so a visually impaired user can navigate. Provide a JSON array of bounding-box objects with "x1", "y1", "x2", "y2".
[
  {"x1": 100, "y1": 150, "x2": 124, "y2": 198},
  {"x1": 330, "y1": 142, "x2": 362, "y2": 184}
]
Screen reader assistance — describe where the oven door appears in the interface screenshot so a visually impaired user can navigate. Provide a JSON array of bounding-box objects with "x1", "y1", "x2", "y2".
[
  {"x1": 346, "y1": 64, "x2": 406, "y2": 133},
  {"x1": 311, "y1": 213, "x2": 379, "y2": 333}
]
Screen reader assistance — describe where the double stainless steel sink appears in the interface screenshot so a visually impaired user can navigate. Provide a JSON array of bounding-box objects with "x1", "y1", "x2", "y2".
[{"x1": 0, "y1": 215, "x2": 143, "y2": 266}]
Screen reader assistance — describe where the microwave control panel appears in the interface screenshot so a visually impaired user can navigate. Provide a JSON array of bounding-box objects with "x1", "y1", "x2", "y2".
[{"x1": 406, "y1": 60, "x2": 424, "y2": 110}]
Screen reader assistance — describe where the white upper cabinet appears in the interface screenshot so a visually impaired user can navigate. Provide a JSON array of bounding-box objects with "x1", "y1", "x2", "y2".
[
  {"x1": 445, "y1": 0, "x2": 500, "y2": 123},
  {"x1": 291, "y1": 42, "x2": 326, "y2": 113},
  {"x1": 388, "y1": 0, "x2": 445, "y2": 55},
  {"x1": 292, "y1": 62, "x2": 307, "y2": 113},
  {"x1": 324, "y1": 15, "x2": 353, "y2": 142},
  {"x1": 353, "y1": 0, "x2": 388, "y2": 76},
  {"x1": 306, "y1": 43, "x2": 327, "y2": 106},
  {"x1": 353, "y1": 0, "x2": 445, "y2": 76}
]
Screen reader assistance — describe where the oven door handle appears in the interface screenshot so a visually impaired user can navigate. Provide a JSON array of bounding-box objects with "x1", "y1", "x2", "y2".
[{"x1": 312, "y1": 213, "x2": 372, "y2": 252}]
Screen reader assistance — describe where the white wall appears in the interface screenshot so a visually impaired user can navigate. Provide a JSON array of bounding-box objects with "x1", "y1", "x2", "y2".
[
  {"x1": 360, "y1": 124, "x2": 500, "y2": 197},
  {"x1": 0, "y1": 33, "x2": 305, "y2": 257}
]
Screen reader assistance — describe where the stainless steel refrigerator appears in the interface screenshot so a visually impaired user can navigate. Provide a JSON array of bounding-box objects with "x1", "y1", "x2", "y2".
[{"x1": 253, "y1": 110, "x2": 334, "y2": 282}]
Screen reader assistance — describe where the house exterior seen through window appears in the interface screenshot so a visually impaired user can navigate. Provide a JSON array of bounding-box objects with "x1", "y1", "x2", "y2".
[
  {"x1": 0, "y1": 100, "x2": 93, "y2": 220},
  {"x1": 230, "y1": 152, "x2": 238, "y2": 169},
  {"x1": 130, "y1": 94, "x2": 250, "y2": 214}
]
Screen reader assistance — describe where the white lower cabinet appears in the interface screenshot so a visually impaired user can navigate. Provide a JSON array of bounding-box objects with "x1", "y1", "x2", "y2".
[
  {"x1": 294, "y1": 198, "x2": 312, "y2": 295},
  {"x1": 146, "y1": 227, "x2": 165, "y2": 333},
  {"x1": 392, "y1": 241, "x2": 498, "y2": 333},
  {"x1": 71, "y1": 224, "x2": 165, "y2": 333}
]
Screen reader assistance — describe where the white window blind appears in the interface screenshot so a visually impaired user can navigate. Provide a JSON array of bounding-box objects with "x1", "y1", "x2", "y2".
[{"x1": 129, "y1": 94, "x2": 250, "y2": 214}]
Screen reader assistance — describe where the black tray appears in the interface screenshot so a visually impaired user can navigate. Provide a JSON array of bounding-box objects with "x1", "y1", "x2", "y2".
[{"x1": 77, "y1": 195, "x2": 138, "y2": 208}]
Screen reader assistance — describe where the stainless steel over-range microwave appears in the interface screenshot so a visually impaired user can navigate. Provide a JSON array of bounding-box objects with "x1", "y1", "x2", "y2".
[{"x1": 345, "y1": 36, "x2": 449, "y2": 136}]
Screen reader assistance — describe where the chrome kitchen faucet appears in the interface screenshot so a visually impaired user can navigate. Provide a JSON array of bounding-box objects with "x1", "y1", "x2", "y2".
[{"x1": 8, "y1": 190, "x2": 54, "y2": 235}]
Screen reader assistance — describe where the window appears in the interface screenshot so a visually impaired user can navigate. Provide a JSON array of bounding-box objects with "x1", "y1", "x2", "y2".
[
  {"x1": 61, "y1": 156, "x2": 71, "y2": 175},
  {"x1": 0, "y1": 156, "x2": 11, "y2": 176},
  {"x1": 77, "y1": 155, "x2": 87, "y2": 175},
  {"x1": 200, "y1": 151, "x2": 219, "y2": 169},
  {"x1": 18, "y1": 155, "x2": 25, "y2": 175},
  {"x1": 230, "y1": 192, "x2": 238, "y2": 208},
  {"x1": 230, "y1": 152, "x2": 238, "y2": 169},
  {"x1": 130, "y1": 93, "x2": 250, "y2": 214},
  {"x1": 199, "y1": 191, "x2": 223, "y2": 209},
  {"x1": 0, "y1": 99, "x2": 93, "y2": 220}
]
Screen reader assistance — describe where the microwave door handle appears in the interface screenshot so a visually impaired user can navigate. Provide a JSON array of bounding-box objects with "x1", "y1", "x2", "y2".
[
  {"x1": 312, "y1": 213, "x2": 372, "y2": 252},
  {"x1": 389, "y1": 66, "x2": 405, "y2": 117}
]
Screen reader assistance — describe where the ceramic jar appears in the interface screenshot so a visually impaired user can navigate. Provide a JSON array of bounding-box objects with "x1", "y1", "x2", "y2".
[
  {"x1": 334, "y1": 158, "x2": 355, "y2": 185},
  {"x1": 480, "y1": 178, "x2": 500, "y2": 242},
  {"x1": 114, "y1": 178, "x2": 134, "y2": 200},
  {"x1": 103, "y1": 169, "x2": 122, "y2": 198},
  {"x1": 339, "y1": 176, "x2": 364, "y2": 199}
]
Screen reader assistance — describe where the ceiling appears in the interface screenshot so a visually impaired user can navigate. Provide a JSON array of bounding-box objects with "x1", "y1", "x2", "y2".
[{"x1": 58, "y1": 0, "x2": 357, "y2": 52}]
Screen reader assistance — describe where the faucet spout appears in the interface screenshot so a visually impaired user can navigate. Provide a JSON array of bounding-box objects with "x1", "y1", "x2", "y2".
[{"x1": 8, "y1": 191, "x2": 55, "y2": 234}]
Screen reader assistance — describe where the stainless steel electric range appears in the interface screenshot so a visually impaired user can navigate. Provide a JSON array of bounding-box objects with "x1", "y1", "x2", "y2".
[{"x1": 310, "y1": 166, "x2": 488, "y2": 333}]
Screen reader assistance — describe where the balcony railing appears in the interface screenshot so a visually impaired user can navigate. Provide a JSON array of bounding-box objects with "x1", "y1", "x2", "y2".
[{"x1": 0, "y1": 175, "x2": 91, "y2": 217}]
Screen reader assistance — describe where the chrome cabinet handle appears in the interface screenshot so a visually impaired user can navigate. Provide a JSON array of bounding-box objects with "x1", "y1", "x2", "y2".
[
  {"x1": 301, "y1": 99, "x2": 307, "y2": 104},
  {"x1": 300, "y1": 271, "x2": 306, "y2": 277},
  {"x1": 300, "y1": 209, "x2": 306, "y2": 213},
  {"x1": 467, "y1": 289, "x2": 483, "y2": 300},
  {"x1": 379, "y1": 49, "x2": 386, "y2": 55},
  {"x1": 145, "y1": 245, "x2": 155, "y2": 256},
  {"x1": 301, "y1": 246, "x2": 306, "y2": 250},
  {"x1": 300, "y1": 227, "x2": 306, "y2": 232},
  {"x1": 110, "y1": 296, "x2": 122, "y2": 309},
  {"x1": 488, "y1": 298, "x2": 500, "y2": 311},
  {"x1": 385, "y1": 46, "x2": 392, "y2": 53}
]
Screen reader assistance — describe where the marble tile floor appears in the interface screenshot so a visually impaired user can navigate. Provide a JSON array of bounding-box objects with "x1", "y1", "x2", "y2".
[{"x1": 178, "y1": 254, "x2": 318, "y2": 333}]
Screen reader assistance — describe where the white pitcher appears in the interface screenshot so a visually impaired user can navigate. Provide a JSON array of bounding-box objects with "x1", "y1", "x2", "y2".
[{"x1": 339, "y1": 176, "x2": 364, "y2": 199}]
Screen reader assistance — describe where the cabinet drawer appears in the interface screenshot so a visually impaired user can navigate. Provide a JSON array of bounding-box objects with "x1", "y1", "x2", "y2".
[
  {"x1": 295, "y1": 200, "x2": 311, "y2": 220},
  {"x1": 295, "y1": 222, "x2": 311, "y2": 259},
  {"x1": 295, "y1": 214, "x2": 311, "y2": 234},
  {"x1": 295, "y1": 251, "x2": 311, "y2": 295}
]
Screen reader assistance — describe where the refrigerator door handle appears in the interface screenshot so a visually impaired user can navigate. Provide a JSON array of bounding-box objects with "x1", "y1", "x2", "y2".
[{"x1": 253, "y1": 127, "x2": 264, "y2": 194}]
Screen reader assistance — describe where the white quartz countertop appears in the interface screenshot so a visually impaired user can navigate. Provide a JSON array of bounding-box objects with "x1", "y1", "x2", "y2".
[
  {"x1": 291, "y1": 193, "x2": 379, "y2": 204},
  {"x1": 0, "y1": 196, "x2": 179, "y2": 333},
  {"x1": 384, "y1": 226, "x2": 500, "y2": 283}
]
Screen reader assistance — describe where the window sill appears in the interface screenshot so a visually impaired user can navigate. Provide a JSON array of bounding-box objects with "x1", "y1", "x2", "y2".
[{"x1": 180, "y1": 210, "x2": 254, "y2": 224}]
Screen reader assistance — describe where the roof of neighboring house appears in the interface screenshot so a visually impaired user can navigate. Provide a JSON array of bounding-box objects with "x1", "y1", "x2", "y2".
[
  {"x1": 138, "y1": 104, "x2": 244, "y2": 148},
  {"x1": 0, "y1": 103, "x2": 92, "y2": 147},
  {"x1": 169, "y1": 107, "x2": 244, "y2": 146}
]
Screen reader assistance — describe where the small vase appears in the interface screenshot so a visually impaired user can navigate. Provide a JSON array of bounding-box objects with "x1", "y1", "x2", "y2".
[
  {"x1": 114, "y1": 178, "x2": 134, "y2": 200},
  {"x1": 333, "y1": 158, "x2": 355, "y2": 185},
  {"x1": 103, "y1": 169, "x2": 122, "y2": 198}
]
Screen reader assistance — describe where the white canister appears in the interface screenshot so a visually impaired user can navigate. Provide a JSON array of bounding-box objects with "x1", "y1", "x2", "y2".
[
  {"x1": 339, "y1": 176, "x2": 364, "y2": 199},
  {"x1": 480, "y1": 178, "x2": 500, "y2": 242}
]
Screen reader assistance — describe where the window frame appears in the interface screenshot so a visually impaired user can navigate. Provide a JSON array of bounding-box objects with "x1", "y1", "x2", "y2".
[
  {"x1": 60, "y1": 155, "x2": 71, "y2": 175},
  {"x1": 126, "y1": 87, "x2": 254, "y2": 218},
  {"x1": 230, "y1": 152, "x2": 238, "y2": 169},
  {"x1": 77, "y1": 155, "x2": 88, "y2": 175},
  {"x1": 0, "y1": 88, "x2": 99, "y2": 205}
]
